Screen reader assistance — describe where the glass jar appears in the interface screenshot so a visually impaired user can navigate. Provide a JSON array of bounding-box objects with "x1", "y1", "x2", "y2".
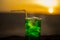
[{"x1": 25, "y1": 13, "x2": 41, "y2": 40}]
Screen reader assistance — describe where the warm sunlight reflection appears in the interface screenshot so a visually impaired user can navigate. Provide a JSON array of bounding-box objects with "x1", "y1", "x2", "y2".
[{"x1": 48, "y1": 8, "x2": 54, "y2": 14}]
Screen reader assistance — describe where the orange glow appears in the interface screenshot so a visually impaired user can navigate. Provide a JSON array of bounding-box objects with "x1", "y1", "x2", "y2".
[{"x1": 0, "y1": 0, "x2": 59, "y2": 15}]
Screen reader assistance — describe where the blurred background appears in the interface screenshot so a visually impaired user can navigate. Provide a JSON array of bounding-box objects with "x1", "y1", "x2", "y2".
[{"x1": 0, "y1": 0, "x2": 60, "y2": 40}]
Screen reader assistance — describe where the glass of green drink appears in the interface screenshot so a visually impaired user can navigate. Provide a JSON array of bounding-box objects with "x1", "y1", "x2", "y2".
[{"x1": 25, "y1": 17, "x2": 41, "y2": 40}]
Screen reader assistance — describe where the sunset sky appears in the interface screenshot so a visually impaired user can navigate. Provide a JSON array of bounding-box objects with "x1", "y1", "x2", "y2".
[{"x1": 0, "y1": 0, "x2": 60, "y2": 14}]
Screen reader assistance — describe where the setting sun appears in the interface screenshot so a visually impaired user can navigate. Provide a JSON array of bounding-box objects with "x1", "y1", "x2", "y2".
[{"x1": 48, "y1": 8, "x2": 54, "y2": 14}]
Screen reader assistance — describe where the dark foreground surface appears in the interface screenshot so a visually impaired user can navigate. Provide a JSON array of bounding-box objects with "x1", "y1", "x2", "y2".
[
  {"x1": 0, "y1": 36, "x2": 60, "y2": 40},
  {"x1": 0, "y1": 36, "x2": 25, "y2": 40}
]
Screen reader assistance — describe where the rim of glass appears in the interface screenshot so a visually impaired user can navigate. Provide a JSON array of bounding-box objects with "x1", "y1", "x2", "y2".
[{"x1": 25, "y1": 17, "x2": 42, "y2": 20}]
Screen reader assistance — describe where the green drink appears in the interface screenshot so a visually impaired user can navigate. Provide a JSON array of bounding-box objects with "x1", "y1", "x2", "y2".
[{"x1": 25, "y1": 17, "x2": 41, "y2": 40}]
